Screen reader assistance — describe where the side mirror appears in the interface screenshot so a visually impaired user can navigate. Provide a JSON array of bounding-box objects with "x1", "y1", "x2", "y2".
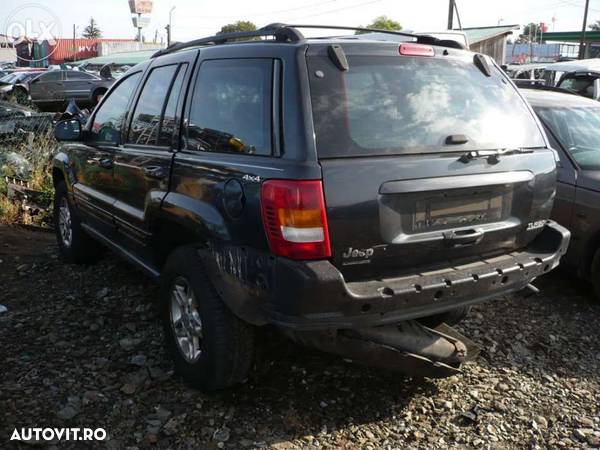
[
  {"x1": 55, "y1": 118, "x2": 82, "y2": 141},
  {"x1": 593, "y1": 78, "x2": 600, "y2": 101}
]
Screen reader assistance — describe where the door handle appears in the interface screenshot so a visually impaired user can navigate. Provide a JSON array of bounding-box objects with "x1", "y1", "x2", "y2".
[
  {"x1": 143, "y1": 166, "x2": 167, "y2": 179},
  {"x1": 443, "y1": 228, "x2": 484, "y2": 246},
  {"x1": 99, "y1": 158, "x2": 113, "y2": 169}
]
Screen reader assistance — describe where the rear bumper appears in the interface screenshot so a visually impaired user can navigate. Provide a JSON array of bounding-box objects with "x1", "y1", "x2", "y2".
[{"x1": 266, "y1": 221, "x2": 570, "y2": 330}]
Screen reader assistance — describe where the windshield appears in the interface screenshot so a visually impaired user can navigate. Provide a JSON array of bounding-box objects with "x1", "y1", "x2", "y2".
[
  {"x1": 308, "y1": 55, "x2": 545, "y2": 157},
  {"x1": 536, "y1": 106, "x2": 600, "y2": 170},
  {"x1": 0, "y1": 73, "x2": 17, "y2": 83}
]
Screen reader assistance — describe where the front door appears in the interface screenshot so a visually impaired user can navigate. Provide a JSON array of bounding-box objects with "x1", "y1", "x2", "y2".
[
  {"x1": 69, "y1": 71, "x2": 143, "y2": 236},
  {"x1": 29, "y1": 70, "x2": 63, "y2": 103},
  {"x1": 112, "y1": 55, "x2": 195, "y2": 252}
]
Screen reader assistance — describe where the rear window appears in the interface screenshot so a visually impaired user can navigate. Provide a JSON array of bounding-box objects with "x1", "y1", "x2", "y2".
[{"x1": 308, "y1": 55, "x2": 545, "y2": 157}]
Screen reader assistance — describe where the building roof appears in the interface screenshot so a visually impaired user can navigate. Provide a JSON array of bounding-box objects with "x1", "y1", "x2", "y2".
[
  {"x1": 462, "y1": 25, "x2": 520, "y2": 44},
  {"x1": 75, "y1": 50, "x2": 156, "y2": 67}
]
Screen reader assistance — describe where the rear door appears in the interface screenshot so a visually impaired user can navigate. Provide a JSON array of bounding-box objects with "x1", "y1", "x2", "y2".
[
  {"x1": 112, "y1": 54, "x2": 195, "y2": 247},
  {"x1": 64, "y1": 70, "x2": 99, "y2": 101},
  {"x1": 307, "y1": 45, "x2": 555, "y2": 279}
]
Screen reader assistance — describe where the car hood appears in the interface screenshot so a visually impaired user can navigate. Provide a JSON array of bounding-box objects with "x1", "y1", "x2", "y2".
[{"x1": 578, "y1": 170, "x2": 600, "y2": 192}]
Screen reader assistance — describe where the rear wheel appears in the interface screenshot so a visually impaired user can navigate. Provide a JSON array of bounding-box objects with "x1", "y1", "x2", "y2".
[
  {"x1": 160, "y1": 247, "x2": 255, "y2": 391},
  {"x1": 53, "y1": 180, "x2": 102, "y2": 264},
  {"x1": 592, "y1": 249, "x2": 600, "y2": 302},
  {"x1": 418, "y1": 306, "x2": 472, "y2": 328}
]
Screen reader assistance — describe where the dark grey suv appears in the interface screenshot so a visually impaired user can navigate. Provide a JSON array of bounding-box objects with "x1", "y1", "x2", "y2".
[
  {"x1": 51, "y1": 24, "x2": 570, "y2": 390},
  {"x1": 524, "y1": 88, "x2": 600, "y2": 299},
  {"x1": 29, "y1": 70, "x2": 114, "y2": 109}
]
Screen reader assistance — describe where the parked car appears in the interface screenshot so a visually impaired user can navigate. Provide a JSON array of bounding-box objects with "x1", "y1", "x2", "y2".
[
  {"x1": 523, "y1": 88, "x2": 600, "y2": 300},
  {"x1": 0, "y1": 100, "x2": 33, "y2": 134},
  {"x1": 51, "y1": 24, "x2": 570, "y2": 390},
  {"x1": 555, "y1": 70, "x2": 600, "y2": 100},
  {"x1": 29, "y1": 69, "x2": 114, "y2": 110},
  {"x1": 0, "y1": 71, "x2": 42, "y2": 103}
]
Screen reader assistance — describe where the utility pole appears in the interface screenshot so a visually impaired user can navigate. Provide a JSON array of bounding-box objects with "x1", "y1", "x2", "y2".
[
  {"x1": 168, "y1": 6, "x2": 176, "y2": 46},
  {"x1": 447, "y1": 0, "x2": 455, "y2": 30},
  {"x1": 579, "y1": 0, "x2": 590, "y2": 59},
  {"x1": 72, "y1": 24, "x2": 76, "y2": 62}
]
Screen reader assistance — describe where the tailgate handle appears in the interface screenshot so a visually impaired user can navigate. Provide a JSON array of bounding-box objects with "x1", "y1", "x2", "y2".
[{"x1": 443, "y1": 228, "x2": 484, "y2": 246}]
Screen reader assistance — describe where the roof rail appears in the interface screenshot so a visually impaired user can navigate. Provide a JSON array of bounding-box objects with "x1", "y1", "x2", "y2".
[
  {"x1": 152, "y1": 23, "x2": 304, "y2": 58},
  {"x1": 151, "y1": 23, "x2": 461, "y2": 59}
]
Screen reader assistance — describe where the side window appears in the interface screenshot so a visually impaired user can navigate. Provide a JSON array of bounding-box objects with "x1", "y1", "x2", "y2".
[
  {"x1": 67, "y1": 71, "x2": 96, "y2": 80},
  {"x1": 40, "y1": 71, "x2": 62, "y2": 82},
  {"x1": 89, "y1": 72, "x2": 142, "y2": 143},
  {"x1": 128, "y1": 65, "x2": 178, "y2": 145},
  {"x1": 187, "y1": 59, "x2": 273, "y2": 155},
  {"x1": 158, "y1": 64, "x2": 187, "y2": 147}
]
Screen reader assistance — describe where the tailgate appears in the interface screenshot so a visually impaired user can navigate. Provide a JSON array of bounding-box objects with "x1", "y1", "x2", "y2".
[{"x1": 320, "y1": 152, "x2": 557, "y2": 277}]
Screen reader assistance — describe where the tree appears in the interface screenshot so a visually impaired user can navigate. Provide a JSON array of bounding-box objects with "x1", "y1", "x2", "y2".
[
  {"x1": 518, "y1": 22, "x2": 541, "y2": 43},
  {"x1": 82, "y1": 17, "x2": 102, "y2": 39},
  {"x1": 589, "y1": 20, "x2": 600, "y2": 31},
  {"x1": 218, "y1": 21, "x2": 257, "y2": 35},
  {"x1": 356, "y1": 16, "x2": 402, "y2": 34}
]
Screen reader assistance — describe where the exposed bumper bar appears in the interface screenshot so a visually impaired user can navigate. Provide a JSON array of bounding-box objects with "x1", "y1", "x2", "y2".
[{"x1": 267, "y1": 221, "x2": 570, "y2": 331}]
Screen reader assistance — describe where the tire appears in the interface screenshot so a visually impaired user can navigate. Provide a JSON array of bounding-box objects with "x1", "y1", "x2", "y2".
[
  {"x1": 53, "y1": 180, "x2": 102, "y2": 264},
  {"x1": 418, "y1": 306, "x2": 472, "y2": 328},
  {"x1": 160, "y1": 246, "x2": 255, "y2": 391},
  {"x1": 592, "y1": 249, "x2": 600, "y2": 302}
]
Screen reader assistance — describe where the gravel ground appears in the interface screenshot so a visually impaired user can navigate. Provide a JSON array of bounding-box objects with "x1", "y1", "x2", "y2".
[{"x1": 1, "y1": 224, "x2": 599, "y2": 450}]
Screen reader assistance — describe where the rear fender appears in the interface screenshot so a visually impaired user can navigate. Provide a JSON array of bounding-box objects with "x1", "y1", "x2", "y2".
[{"x1": 155, "y1": 192, "x2": 270, "y2": 325}]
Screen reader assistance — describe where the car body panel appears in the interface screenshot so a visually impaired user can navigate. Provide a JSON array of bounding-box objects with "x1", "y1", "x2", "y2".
[{"x1": 524, "y1": 88, "x2": 600, "y2": 279}]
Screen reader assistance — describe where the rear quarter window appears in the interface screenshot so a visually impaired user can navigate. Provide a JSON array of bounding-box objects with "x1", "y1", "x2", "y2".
[{"x1": 308, "y1": 54, "x2": 546, "y2": 157}]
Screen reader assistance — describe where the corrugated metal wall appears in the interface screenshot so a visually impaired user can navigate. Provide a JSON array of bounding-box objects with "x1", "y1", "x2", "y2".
[
  {"x1": 97, "y1": 41, "x2": 164, "y2": 56},
  {"x1": 47, "y1": 39, "x2": 136, "y2": 64},
  {"x1": 470, "y1": 36, "x2": 507, "y2": 64}
]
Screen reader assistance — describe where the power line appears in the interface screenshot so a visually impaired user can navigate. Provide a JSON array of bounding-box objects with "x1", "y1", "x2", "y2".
[
  {"x1": 178, "y1": 0, "x2": 340, "y2": 20},
  {"x1": 284, "y1": 0, "x2": 384, "y2": 22}
]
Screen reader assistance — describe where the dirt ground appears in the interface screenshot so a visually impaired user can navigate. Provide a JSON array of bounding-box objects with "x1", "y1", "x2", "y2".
[{"x1": 1, "y1": 224, "x2": 599, "y2": 449}]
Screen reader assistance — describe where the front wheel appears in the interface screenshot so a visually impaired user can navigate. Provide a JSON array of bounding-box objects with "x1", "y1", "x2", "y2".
[
  {"x1": 160, "y1": 247, "x2": 255, "y2": 391},
  {"x1": 53, "y1": 180, "x2": 102, "y2": 264}
]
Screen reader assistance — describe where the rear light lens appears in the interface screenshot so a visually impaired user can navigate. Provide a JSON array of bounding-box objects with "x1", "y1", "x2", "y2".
[
  {"x1": 261, "y1": 180, "x2": 331, "y2": 260},
  {"x1": 399, "y1": 43, "x2": 434, "y2": 57}
]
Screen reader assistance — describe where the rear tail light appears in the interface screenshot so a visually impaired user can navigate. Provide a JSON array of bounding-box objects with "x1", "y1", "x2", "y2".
[
  {"x1": 261, "y1": 179, "x2": 331, "y2": 260},
  {"x1": 399, "y1": 43, "x2": 434, "y2": 57}
]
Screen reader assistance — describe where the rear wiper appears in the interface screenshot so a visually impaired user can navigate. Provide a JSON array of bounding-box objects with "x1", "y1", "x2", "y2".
[{"x1": 459, "y1": 148, "x2": 533, "y2": 164}]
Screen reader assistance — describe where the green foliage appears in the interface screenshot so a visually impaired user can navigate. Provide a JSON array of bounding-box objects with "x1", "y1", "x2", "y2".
[
  {"x1": 519, "y1": 23, "x2": 542, "y2": 42},
  {"x1": 82, "y1": 17, "x2": 102, "y2": 39},
  {"x1": 356, "y1": 16, "x2": 402, "y2": 34},
  {"x1": 590, "y1": 20, "x2": 600, "y2": 31},
  {"x1": 218, "y1": 21, "x2": 257, "y2": 35}
]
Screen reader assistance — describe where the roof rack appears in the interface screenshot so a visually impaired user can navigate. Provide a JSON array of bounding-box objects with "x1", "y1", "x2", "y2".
[{"x1": 152, "y1": 23, "x2": 461, "y2": 59}]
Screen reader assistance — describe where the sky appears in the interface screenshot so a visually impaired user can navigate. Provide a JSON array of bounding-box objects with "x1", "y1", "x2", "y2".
[{"x1": 2, "y1": 0, "x2": 600, "y2": 44}]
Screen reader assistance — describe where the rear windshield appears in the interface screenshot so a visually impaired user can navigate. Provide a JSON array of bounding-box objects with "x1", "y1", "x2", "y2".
[
  {"x1": 308, "y1": 55, "x2": 545, "y2": 157},
  {"x1": 536, "y1": 106, "x2": 600, "y2": 170}
]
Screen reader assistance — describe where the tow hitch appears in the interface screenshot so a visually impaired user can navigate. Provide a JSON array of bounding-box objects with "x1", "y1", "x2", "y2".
[{"x1": 288, "y1": 321, "x2": 480, "y2": 378}]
